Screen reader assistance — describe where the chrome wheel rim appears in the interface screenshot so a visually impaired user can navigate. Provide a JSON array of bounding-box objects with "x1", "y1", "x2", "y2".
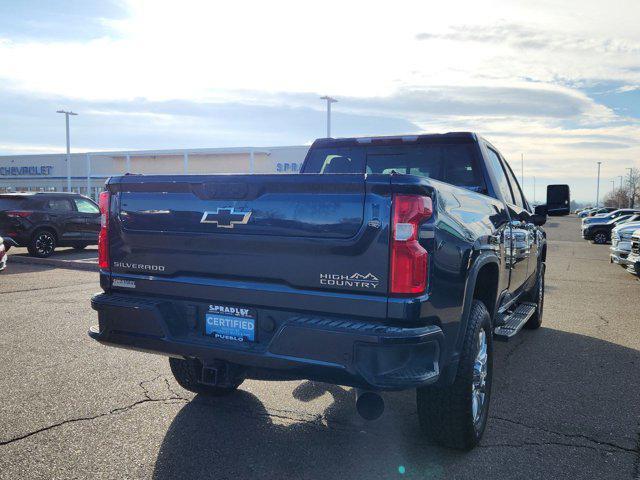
[
  {"x1": 35, "y1": 233, "x2": 54, "y2": 255},
  {"x1": 594, "y1": 233, "x2": 607, "y2": 244},
  {"x1": 472, "y1": 329, "x2": 488, "y2": 425}
]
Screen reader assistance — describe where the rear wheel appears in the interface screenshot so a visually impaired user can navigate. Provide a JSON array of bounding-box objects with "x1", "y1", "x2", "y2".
[
  {"x1": 27, "y1": 230, "x2": 57, "y2": 258},
  {"x1": 169, "y1": 358, "x2": 243, "y2": 396},
  {"x1": 593, "y1": 231, "x2": 608, "y2": 244},
  {"x1": 417, "y1": 300, "x2": 493, "y2": 450}
]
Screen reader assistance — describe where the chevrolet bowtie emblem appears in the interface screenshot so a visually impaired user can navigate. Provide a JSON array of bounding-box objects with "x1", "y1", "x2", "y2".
[{"x1": 200, "y1": 208, "x2": 252, "y2": 228}]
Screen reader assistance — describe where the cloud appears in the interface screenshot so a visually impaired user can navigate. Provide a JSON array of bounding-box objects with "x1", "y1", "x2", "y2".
[
  {"x1": 88, "y1": 84, "x2": 596, "y2": 120},
  {"x1": 0, "y1": 0, "x2": 127, "y2": 42},
  {"x1": 615, "y1": 85, "x2": 640, "y2": 93},
  {"x1": 0, "y1": 90, "x2": 420, "y2": 152},
  {"x1": 338, "y1": 85, "x2": 597, "y2": 119},
  {"x1": 416, "y1": 23, "x2": 640, "y2": 54},
  {"x1": 567, "y1": 141, "x2": 632, "y2": 149}
]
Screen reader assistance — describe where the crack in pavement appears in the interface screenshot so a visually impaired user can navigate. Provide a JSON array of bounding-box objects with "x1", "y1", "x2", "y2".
[
  {"x1": 163, "y1": 377, "x2": 186, "y2": 401},
  {"x1": 0, "y1": 374, "x2": 341, "y2": 448},
  {"x1": 0, "y1": 374, "x2": 190, "y2": 447},
  {"x1": 0, "y1": 282, "x2": 92, "y2": 295},
  {"x1": 597, "y1": 314, "x2": 611, "y2": 329},
  {"x1": 4, "y1": 372, "x2": 634, "y2": 460},
  {"x1": 491, "y1": 415, "x2": 636, "y2": 454},
  {"x1": 479, "y1": 439, "x2": 629, "y2": 454},
  {"x1": 0, "y1": 396, "x2": 188, "y2": 447}
]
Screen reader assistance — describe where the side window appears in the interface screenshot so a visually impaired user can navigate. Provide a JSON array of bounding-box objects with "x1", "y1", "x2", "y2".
[
  {"x1": 74, "y1": 198, "x2": 99, "y2": 214},
  {"x1": 484, "y1": 147, "x2": 514, "y2": 204},
  {"x1": 501, "y1": 159, "x2": 526, "y2": 209},
  {"x1": 46, "y1": 198, "x2": 73, "y2": 212}
]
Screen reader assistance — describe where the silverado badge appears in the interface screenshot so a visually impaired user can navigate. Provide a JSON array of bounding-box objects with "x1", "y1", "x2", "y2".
[{"x1": 200, "y1": 208, "x2": 252, "y2": 228}]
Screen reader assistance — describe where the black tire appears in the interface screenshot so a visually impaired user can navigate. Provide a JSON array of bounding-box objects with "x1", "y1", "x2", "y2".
[
  {"x1": 3, "y1": 245, "x2": 10, "y2": 252},
  {"x1": 27, "y1": 230, "x2": 57, "y2": 258},
  {"x1": 592, "y1": 231, "x2": 609, "y2": 244},
  {"x1": 524, "y1": 262, "x2": 545, "y2": 329},
  {"x1": 72, "y1": 243, "x2": 89, "y2": 250},
  {"x1": 417, "y1": 300, "x2": 493, "y2": 450},
  {"x1": 169, "y1": 358, "x2": 243, "y2": 396}
]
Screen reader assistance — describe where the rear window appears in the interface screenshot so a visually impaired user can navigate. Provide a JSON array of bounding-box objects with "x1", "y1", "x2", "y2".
[
  {"x1": 303, "y1": 143, "x2": 486, "y2": 192},
  {"x1": 0, "y1": 197, "x2": 31, "y2": 210},
  {"x1": 302, "y1": 147, "x2": 365, "y2": 174}
]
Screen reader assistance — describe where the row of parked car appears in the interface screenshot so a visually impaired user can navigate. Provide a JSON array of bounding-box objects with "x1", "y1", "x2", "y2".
[{"x1": 576, "y1": 207, "x2": 640, "y2": 277}]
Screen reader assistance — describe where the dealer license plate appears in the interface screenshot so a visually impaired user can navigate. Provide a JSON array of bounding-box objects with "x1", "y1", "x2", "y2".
[{"x1": 204, "y1": 304, "x2": 255, "y2": 342}]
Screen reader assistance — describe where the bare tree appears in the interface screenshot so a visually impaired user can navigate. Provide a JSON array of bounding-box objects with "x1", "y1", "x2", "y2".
[
  {"x1": 603, "y1": 190, "x2": 617, "y2": 208},
  {"x1": 604, "y1": 186, "x2": 632, "y2": 208},
  {"x1": 627, "y1": 167, "x2": 640, "y2": 208}
]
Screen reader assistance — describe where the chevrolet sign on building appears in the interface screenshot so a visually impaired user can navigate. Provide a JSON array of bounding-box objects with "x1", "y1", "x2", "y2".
[
  {"x1": 0, "y1": 146, "x2": 308, "y2": 199},
  {"x1": 0, "y1": 165, "x2": 54, "y2": 176}
]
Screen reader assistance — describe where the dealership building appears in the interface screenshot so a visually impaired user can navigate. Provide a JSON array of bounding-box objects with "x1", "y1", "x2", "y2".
[{"x1": 0, "y1": 145, "x2": 309, "y2": 200}]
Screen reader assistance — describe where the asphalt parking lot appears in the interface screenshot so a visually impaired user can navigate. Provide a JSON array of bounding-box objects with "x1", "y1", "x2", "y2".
[
  {"x1": 1, "y1": 216, "x2": 638, "y2": 479},
  {"x1": 7, "y1": 246, "x2": 98, "y2": 271}
]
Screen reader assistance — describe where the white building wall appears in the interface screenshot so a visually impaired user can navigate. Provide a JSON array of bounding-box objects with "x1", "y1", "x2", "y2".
[{"x1": 0, "y1": 145, "x2": 309, "y2": 199}]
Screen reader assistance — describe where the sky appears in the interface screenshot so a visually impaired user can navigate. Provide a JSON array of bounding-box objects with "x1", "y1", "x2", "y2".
[{"x1": 1, "y1": 0, "x2": 639, "y2": 202}]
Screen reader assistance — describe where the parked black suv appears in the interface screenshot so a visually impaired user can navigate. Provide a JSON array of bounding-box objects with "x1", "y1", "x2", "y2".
[
  {"x1": 0, "y1": 192, "x2": 100, "y2": 257},
  {"x1": 582, "y1": 213, "x2": 640, "y2": 244}
]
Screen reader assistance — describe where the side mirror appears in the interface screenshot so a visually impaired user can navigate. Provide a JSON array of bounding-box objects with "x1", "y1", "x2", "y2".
[
  {"x1": 546, "y1": 184, "x2": 571, "y2": 216},
  {"x1": 532, "y1": 204, "x2": 547, "y2": 226}
]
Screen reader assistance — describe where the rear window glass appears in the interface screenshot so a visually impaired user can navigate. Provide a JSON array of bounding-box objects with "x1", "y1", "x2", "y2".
[
  {"x1": 303, "y1": 143, "x2": 486, "y2": 192},
  {"x1": 302, "y1": 147, "x2": 365, "y2": 174},
  {"x1": 0, "y1": 197, "x2": 31, "y2": 210}
]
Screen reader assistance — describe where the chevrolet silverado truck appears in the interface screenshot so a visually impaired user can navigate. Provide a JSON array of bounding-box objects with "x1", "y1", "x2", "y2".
[{"x1": 90, "y1": 132, "x2": 565, "y2": 450}]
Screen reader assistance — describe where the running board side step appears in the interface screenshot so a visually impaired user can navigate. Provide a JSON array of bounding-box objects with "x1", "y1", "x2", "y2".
[{"x1": 494, "y1": 302, "x2": 537, "y2": 341}]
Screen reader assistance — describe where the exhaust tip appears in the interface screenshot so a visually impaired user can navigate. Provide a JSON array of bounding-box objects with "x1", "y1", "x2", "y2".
[{"x1": 355, "y1": 390, "x2": 385, "y2": 420}]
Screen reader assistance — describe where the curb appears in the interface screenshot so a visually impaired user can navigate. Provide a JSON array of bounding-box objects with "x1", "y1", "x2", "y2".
[{"x1": 9, "y1": 254, "x2": 97, "y2": 272}]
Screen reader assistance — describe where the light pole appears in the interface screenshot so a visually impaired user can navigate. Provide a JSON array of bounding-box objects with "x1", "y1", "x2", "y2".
[
  {"x1": 320, "y1": 96, "x2": 337, "y2": 138},
  {"x1": 595, "y1": 162, "x2": 602, "y2": 207},
  {"x1": 627, "y1": 167, "x2": 634, "y2": 208},
  {"x1": 618, "y1": 175, "x2": 624, "y2": 208},
  {"x1": 57, "y1": 110, "x2": 78, "y2": 192},
  {"x1": 611, "y1": 179, "x2": 615, "y2": 206}
]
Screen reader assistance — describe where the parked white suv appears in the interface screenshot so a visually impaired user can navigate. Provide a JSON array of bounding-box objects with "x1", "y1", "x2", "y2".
[{"x1": 610, "y1": 222, "x2": 640, "y2": 267}]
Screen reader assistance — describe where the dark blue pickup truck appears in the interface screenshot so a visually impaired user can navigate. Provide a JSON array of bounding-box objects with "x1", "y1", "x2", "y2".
[{"x1": 90, "y1": 132, "x2": 565, "y2": 449}]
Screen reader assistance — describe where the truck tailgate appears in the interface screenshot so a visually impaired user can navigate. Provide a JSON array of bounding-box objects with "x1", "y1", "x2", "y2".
[{"x1": 107, "y1": 174, "x2": 392, "y2": 316}]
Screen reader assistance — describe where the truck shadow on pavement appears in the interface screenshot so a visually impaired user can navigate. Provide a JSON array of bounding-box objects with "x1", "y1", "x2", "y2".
[{"x1": 152, "y1": 327, "x2": 640, "y2": 480}]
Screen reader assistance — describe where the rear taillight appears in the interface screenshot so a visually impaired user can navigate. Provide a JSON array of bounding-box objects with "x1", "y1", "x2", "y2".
[
  {"x1": 98, "y1": 191, "x2": 110, "y2": 270},
  {"x1": 6, "y1": 211, "x2": 32, "y2": 218},
  {"x1": 390, "y1": 195, "x2": 432, "y2": 295}
]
